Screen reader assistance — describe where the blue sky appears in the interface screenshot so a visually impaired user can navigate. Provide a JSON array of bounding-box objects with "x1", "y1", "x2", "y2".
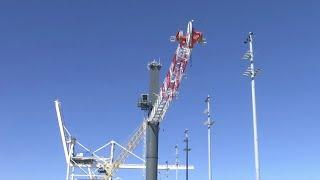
[{"x1": 0, "y1": 0, "x2": 319, "y2": 179}]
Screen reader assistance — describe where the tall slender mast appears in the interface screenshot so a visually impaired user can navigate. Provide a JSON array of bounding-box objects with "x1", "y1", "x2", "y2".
[
  {"x1": 146, "y1": 61, "x2": 162, "y2": 180},
  {"x1": 243, "y1": 32, "x2": 261, "y2": 180},
  {"x1": 204, "y1": 95, "x2": 214, "y2": 180},
  {"x1": 184, "y1": 129, "x2": 191, "y2": 180}
]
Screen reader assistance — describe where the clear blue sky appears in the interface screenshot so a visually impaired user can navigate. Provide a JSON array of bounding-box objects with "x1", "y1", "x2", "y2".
[{"x1": 0, "y1": 0, "x2": 319, "y2": 179}]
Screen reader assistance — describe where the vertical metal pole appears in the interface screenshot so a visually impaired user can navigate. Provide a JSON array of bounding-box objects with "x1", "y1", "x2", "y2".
[
  {"x1": 71, "y1": 167, "x2": 75, "y2": 180},
  {"x1": 184, "y1": 129, "x2": 190, "y2": 180},
  {"x1": 69, "y1": 140, "x2": 75, "y2": 180},
  {"x1": 205, "y1": 95, "x2": 214, "y2": 180},
  {"x1": 245, "y1": 32, "x2": 261, "y2": 180},
  {"x1": 109, "y1": 141, "x2": 115, "y2": 180},
  {"x1": 208, "y1": 120, "x2": 211, "y2": 180},
  {"x1": 110, "y1": 141, "x2": 115, "y2": 164},
  {"x1": 66, "y1": 163, "x2": 70, "y2": 180},
  {"x1": 146, "y1": 122, "x2": 159, "y2": 180},
  {"x1": 175, "y1": 145, "x2": 179, "y2": 180},
  {"x1": 66, "y1": 127, "x2": 75, "y2": 180},
  {"x1": 146, "y1": 61, "x2": 162, "y2": 180},
  {"x1": 165, "y1": 160, "x2": 169, "y2": 179}
]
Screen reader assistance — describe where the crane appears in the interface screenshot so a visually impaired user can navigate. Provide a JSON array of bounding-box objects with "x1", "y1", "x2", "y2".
[
  {"x1": 54, "y1": 21, "x2": 204, "y2": 180},
  {"x1": 104, "y1": 20, "x2": 205, "y2": 179},
  {"x1": 55, "y1": 100, "x2": 195, "y2": 180}
]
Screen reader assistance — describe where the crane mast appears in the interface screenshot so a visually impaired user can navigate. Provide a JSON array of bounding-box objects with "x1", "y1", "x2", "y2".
[{"x1": 105, "y1": 21, "x2": 204, "y2": 178}]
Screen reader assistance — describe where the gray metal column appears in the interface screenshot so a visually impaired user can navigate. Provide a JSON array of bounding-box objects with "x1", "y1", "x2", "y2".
[{"x1": 146, "y1": 61, "x2": 162, "y2": 180}]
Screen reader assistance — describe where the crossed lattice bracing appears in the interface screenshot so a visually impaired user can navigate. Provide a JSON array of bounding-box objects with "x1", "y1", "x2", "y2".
[{"x1": 54, "y1": 21, "x2": 204, "y2": 180}]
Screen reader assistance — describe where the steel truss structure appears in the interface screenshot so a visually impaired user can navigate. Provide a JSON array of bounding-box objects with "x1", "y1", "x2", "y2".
[
  {"x1": 54, "y1": 21, "x2": 204, "y2": 180},
  {"x1": 55, "y1": 100, "x2": 194, "y2": 180}
]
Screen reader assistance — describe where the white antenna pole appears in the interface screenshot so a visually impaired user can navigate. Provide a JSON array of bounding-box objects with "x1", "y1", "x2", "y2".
[
  {"x1": 243, "y1": 32, "x2": 261, "y2": 180},
  {"x1": 183, "y1": 129, "x2": 190, "y2": 180},
  {"x1": 204, "y1": 95, "x2": 214, "y2": 180},
  {"x1": 175, "y1": 145, "x2": 179, "y2": 180}
]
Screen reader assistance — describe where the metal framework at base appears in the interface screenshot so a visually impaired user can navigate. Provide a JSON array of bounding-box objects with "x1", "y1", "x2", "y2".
[{"x1": 54, "y1": 100, "x2": 194, "y2": 180}]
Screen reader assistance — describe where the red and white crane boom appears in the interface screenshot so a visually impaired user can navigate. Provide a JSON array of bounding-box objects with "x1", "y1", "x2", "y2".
[{"x1": 105, "y1": 21, "x2": 204, "y2": 178}]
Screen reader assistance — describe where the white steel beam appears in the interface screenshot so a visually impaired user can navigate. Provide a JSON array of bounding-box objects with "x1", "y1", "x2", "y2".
[{"x1": 54, "y1": 100, "x2": 69, "y2": 164}]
